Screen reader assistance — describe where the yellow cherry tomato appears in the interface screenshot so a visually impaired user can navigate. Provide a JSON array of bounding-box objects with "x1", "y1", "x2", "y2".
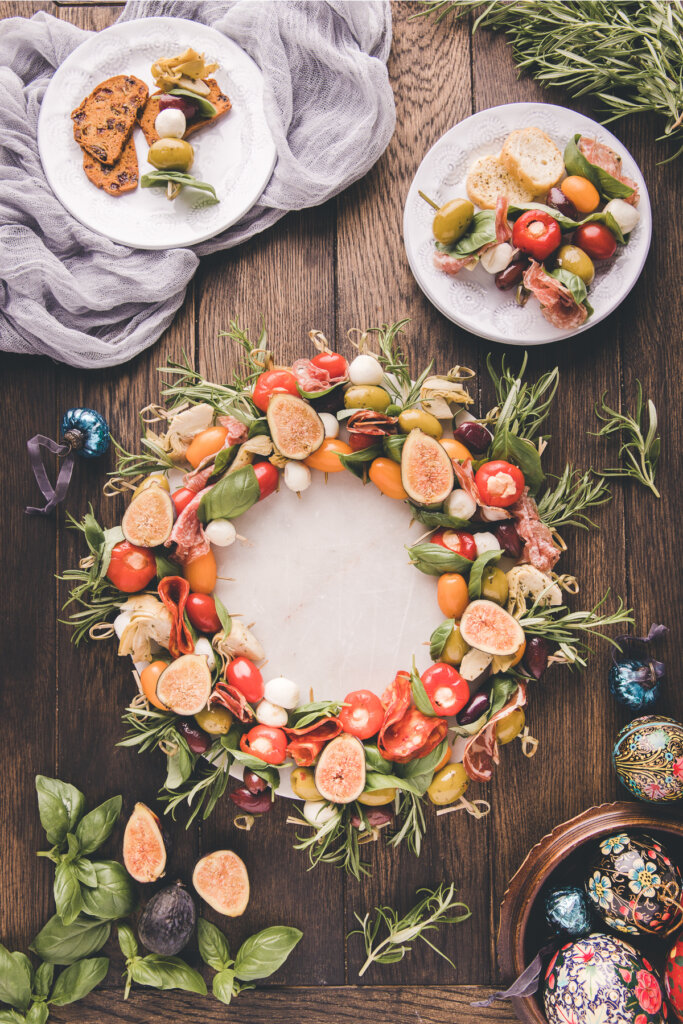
[
  {"x1": 496, "y1": 709, "x2": 526, "y2": 745},
  {"x1": 305, "y1": 438, "x2": 352, "y2": 473},
  {"x1": 440, "y1": 437, "x2": 472, "y2": 462},
  {"x1": 368, "y1": 458, "x2": 408, "y2": 500},
  {"x1": 140, "y1": 660, "x2": 169, "y2": 710},
  {"x1": 132, "y1": 473, "x2": 170, "y2": 500},
  {"x1": 183, "y1": 549, "x2": 217, "y2": 594},
  {"x1": 560, "y1": 175, "x2": 600, "y2": 214},
  {"x1": 437, "y1": 573, "x2": 469, "y2": 619},
  {"x1": 185, "y1": 426, "x2": 228, "y2": 469}
]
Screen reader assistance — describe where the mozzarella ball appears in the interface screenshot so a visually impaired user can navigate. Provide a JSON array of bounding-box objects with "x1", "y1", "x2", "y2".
[
  {"x1": 348, "y1": 354, "x2": 383, "y2": 386},
  {"x1": 114, "y1": 611, "x2": 132, "y2": 639},
  {"x1": 303, "y1": 800, "x2": 337, "y2": 825},
  {"x1": 255, "y1": 699, "x2": 288, "y2": 727},
  {"x1": 319, "y1": 412, "x2": 339, "y2": 438},
  {"x1": 194, "y1": 636, "x2": 216, "y2": 671},
  {"x1": 603, "y1": 198, "x2": 640, "y2": 235},
  {"x1": 154, "y1": 108, "x2": 186, "y2": 139},
  {"x1": 480, "y1": 242, "x2": 515, "y2": 275},
  {"x1": 474, "y1": 531, "x2": 501, "y2": 557},
  {"x1": 263, "y1": 676, "x2": 300, "y2": 709},
  {"x1": 444, "y1": 488, "x2": 477, "y2": 520},
  {"x1": 284, "y1": 461, "x2": 311, "y2": 493},
  {"x1": 204, "y1": 519, "x2": 236, "y2": 547}
]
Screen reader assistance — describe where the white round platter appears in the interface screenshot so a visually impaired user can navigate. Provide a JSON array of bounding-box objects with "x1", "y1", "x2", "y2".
[
  {"x1": 38, "y1": 17, "x2": 276, "y2": 250},
  {"x1": 403, "y1": 102, "x2": 652, "y2": 346}
]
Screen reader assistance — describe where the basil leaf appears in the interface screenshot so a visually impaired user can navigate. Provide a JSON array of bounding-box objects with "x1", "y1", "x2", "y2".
[
  {"x1": 234, "y1": 926, "x2": 302, "y2": 982},
  {"x1": 74, "y1": 795, "x2": 121, "y2": 856},
  {"x1": 248, "y1": 418, "x2": 269, "y2": 438},
  {"x1": 26, "y1": 1005, "x2": 47, "y2": 1024},
  {"x1": 407, "y1": 542, "x2": 473, "y2": 577},
  {"x1": 209, "y1": 445, "x2": 238, "y2": 481},
  {"x1": 548, "y1": 267, "x2": 588, "y2": 306},
  {"x1": 0, "y1": 1012, "x2": 25, "y2": 1024},
  {"x1": 223, "y1": 748, "x2": 280, "y2": 792},
  {"x1": 564, "y1": 134, "x2": 634, "y2": 201},
  {"x1": 198, "y1": 465, "x2": 260, "y2": 523},
  {"x1": 288, "y1": 700, "x2": 343, "y2": 729},
  {"x1": 489, "y1": 675, "x2": 519, "y2": 716},
  {"x1": 54, "y1": 862, "x2": 83, "y2": 926},
  {"x1": 80, "y1": 861, "x2": 137, "y2": 921},
  {"x1": 117, "y1": 924, "x2": 138, "y2": 961},
  {"x1": 383, "y1": 434, "x2": 406, "y2": 463},
  {"x1": 489, "y1": 428, "x2": 545, "y2": 494},
  {"x1": 165, "y1": 743, "x2": 194, "y2": 790},
  {"x1": 429, "y1": 618, "x2": 455, "y2": 661},
  {"x1": 82, "y1": 511, "x2": 104, "y2": 557},
  {"x1": 407, "y1": 504, "x2": 472, "y2": 530},
  {"x1": 73, "y1": 858, "x2": 98, "y2": 888},
  {"x1": 49, "y1": 957, "x2": 109, "y2": 1006},
  {"x1": 410, "y1": 666, "x2": 436, "y2": 717},
  {"x1": 363, "y1": 745, "x2": 392, "y2": 775},
  {"x1": 338, "y1": 444, "x2": 381, "y2": 481},
  {"x1": 140, "y1": 171, "x2": 219, "y2": 205},
  {"x1": 33, "y1": 963, "x2": 54, "y2": 1002},
  {"x1": 436, "y1": 211, "x2": 496, "y2": 257},
  {"x1": 212, "y1": 968, "x2": 236, "y2": 1004},
  {"x1": 468, "y1": 549, "x2": 503, "y2": 600},
  {"x1": 155, "y1": 553, "x2": 179, "y2": 579},
  {"x1": 213, "y1": 595, "x2": 232, "y2": 636},
  {"x1": 364, "y1": 771, "x2": 420, "y2": 796},
  {"x1": 63, "y1": 833, "x2": 80, "y2": 864},
  {"x1": 99, "y1": 526, "x2": 125, "y2": 580},
  {"x1": 168, "y1": 87, "x2": 217, "y2": 118},
  {"x1": 0, "y1": 945, "x2": 32, "y2": 1012},
  {"x1": 129, "y1": 956, "x2": 207, "y2": 995},
  {"x1": 398, "y1": 739, "x2": 448, "y2": 796},
  {"x1": 35, "y1": 777, "x2": 85, "y2": 846},
  {"x1": 31, "y1": 916, "x2": 110, "y2": 966},
  {"x1": 197, "y1": 919, "x2": 231, "y2": 972}
]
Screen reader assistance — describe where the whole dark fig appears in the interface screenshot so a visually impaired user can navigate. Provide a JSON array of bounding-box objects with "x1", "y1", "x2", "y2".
[
  {"x1": 229, "y1": 786, "x2": 272, "y2": 814},
  {"x1": 524, "y1": 636, "x2": 550, "y2": 680},
  {"x1": 138, "y1": 882, "x2": 196, "y2": 955},
  {"x1": 243, "y1": 769, "x2": 268, "y2": 795},
  {"x1": 452, "y1": 421, "x2": 492, "y2": 454},
  {"x1": 495, "y1": 522, "x2": 524, "y2": 559},
  {"x1": 177, "y1": 718, "x2": 211, "y2": 754},
  {"x1": 456, "y1": 690, "x2": 490, "y2": 726}
]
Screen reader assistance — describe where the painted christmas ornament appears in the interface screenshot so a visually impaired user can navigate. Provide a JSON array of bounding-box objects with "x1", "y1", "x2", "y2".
[
  {"x1": 665, "y1": 936, "x2": 683, "y2": 1023},
  {"x1": 613, "y1": 716, "x2": 683, "y2": 803},
  {"x1": 543, "y1": 932, "x2": 666, "y2": 1024},
  {"x1": 586, "y1": 832, "x2": 683, "y2": 937},
  {"x1": 544, "y1": 885, "x2": 592, "y2": 937},
  {"x1": 609, "y1": 624, "x2": 667, "y2": 711}
]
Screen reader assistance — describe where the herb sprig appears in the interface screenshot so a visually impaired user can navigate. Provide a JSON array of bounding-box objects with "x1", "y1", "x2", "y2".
[
  {"x1": 593, "y1": 382, "x2": 660, "y2": 497},
  {"x1": 487, "y1": 353, "x2": 559, "y2": 443},
  {"x1": 370, "y1": 320, "x2": 434, "y2": 410},
  {"x1": 521, "y1": 591, "x2": 634, "y2": 667},
  {"x1": 536, "y1": 465, "x2": 612, "y2": 531},
  {"x1": 197, "y1": 919, "x2": 302, "y2": 1004},
  {"x1": 118, "y1": 925, "x2": 206, "y2": 1001}
]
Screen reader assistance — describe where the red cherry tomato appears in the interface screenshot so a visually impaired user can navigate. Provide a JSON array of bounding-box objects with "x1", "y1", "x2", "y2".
[
  {"x1": 240, "y1": 724, "x2": 288, "y2": 765},
  {"x1": 252, "y1": 461, "x2": 279, "y2": 500},
  {"x1": 106, "y1": 541, "x2": 157, "y2": 593},
  {"x1": 474, "y1": 460, "x2": 525, "y2": 508},
  {"x1": 512, "y1": 210, "x2": 561, "y2": 261},
  {"x1": 226, "y1": 657, "x2": 264, "y2": 703},
  {"x1": 421, "y1": 664, "x2": 470, "y2": 716},
  {"x1": 431, "y1": 529, "x2": 477, "y2": 561},
  {"x1": 339, "y1": 689, "x2": 384, "y2": 739},
  {"x1": 311, "y1": 352, "x2": 348, "y2": 379},
  {"x1": 171, "y1": 488, "x2": 195, "y2": 515},
  {"x1": 252, "y1": 370, "x2": 299, "y2": 412},
  {"x1": 186, "y1": 593, "x2": 221, "y2": 634},
  {"x1": 573, "y1": 223, "x2": 617, "y2": 261}
]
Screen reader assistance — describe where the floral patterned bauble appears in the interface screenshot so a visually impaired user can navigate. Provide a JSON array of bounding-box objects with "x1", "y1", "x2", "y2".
[
  {"x1": 543, "y1": 932, "x2": 667, "y2": 1024},
  {"x1": 613, "y1": 716, "x2": 683, "y2": 802},
  {"x1": 585, "y1": 832, "x2": 683, "y2": 938},
  {"x1": 664, "y1": 937, "x2": 683, "y2": 1022}
]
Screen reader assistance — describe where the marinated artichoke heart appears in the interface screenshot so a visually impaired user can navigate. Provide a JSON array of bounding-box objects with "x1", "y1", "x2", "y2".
[
  {"x1": 419, "y1": 368, "x2": 475, "y2": 419},
  {"x1": 118, "y1": 595, "x2": 173, "y2": 662},
  {"x1": 147, "y1": 402, "x2": 214, "y2": 462},
  {"x1": 152, "y1": 48, "x2": 218, "y2": 94},
  {"x1": 505, "y1": 565, "x2": 563, "y2": 618}
]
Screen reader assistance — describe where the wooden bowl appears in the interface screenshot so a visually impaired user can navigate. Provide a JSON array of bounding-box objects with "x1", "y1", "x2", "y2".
[{"x1": 497, "y1": 801, "x2": 683, "y2": 1024}]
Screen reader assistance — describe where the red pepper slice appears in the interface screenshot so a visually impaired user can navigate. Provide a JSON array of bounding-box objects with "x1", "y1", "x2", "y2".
[
  {"x1": 512, "y1": 210, "x2": 561, "y2": 261},
  {"x1": 157, "y1": 576, "x2": 194, "y2": 659},
  {"x1": 284, "y1": 717, "x2": 342, "y2": 767}
]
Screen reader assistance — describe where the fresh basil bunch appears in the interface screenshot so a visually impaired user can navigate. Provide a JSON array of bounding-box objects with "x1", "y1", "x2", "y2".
[
  {"x1": 197, "y1": 920, "x2": 302, "y2": 1005},
  {"x1": 0, "y1": 941, "x2": 108, "y2": 1024},
  {"x1": 118, "y1": 926, "x2": 206, "y2": 1001},
  {"x1": 35, "y1": 777, "x2": 136, "y2": 927}
]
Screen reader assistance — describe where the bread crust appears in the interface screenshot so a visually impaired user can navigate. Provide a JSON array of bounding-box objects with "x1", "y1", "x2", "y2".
[
  {"x1": 500, "y1": 127, "x2": 564, "y2": 194},
  {"x1": 83, "y1": 133, "x2": 139, "y2": 196},
  {"x1": 466, "y1": 154, "x2": 535, "y2": 210},
  {"x1": 71, "y1": 75, "x2": 149, "y2": 165},
  {"x1": 137, "y1": 78, "x2": 232, "y2": 146}
]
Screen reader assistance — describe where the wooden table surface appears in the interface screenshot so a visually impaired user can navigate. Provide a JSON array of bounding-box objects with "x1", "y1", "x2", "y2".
[{"x1": 1, "y1": 3, "x2": 681, "y2": 1022}]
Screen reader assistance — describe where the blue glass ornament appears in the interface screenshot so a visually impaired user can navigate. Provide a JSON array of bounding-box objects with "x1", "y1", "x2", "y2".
[
  {"x1": 25, "y1": 408, "x2": 110, "y2": 515},
  {"x1": 609, "y1": 624, "x2": 667, "y2": 712},
  {"x1": 60, "y1": 408, "x2": 110, "y2": 458},
  {"x1": 544, "y1": 886, "x2": 592, "y2": 937}
]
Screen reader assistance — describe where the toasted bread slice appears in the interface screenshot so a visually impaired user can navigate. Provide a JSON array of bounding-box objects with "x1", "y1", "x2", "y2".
[
  {"x1": 72, "y1": 75, "x2": 148, "y2": 166},
  {"x1": 138, "y1": 79, "x2": 232, "y2": 146},
  {"x1": 466, "y1": 154, "x2": 536, "y2": 209},
  {"x1": 83, "y1": 134, "x2": 139, "y2": 196},
  {"x1": 500, "y1": 127, "x2": 564, "y2": 194}
]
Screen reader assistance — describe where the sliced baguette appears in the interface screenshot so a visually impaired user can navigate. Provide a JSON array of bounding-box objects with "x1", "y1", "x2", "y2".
[
  {"x1": 466, "y1": 154, "x2": 536, "y2": 209},
  {"x1": 500, "y1": 127, "x2": 564, "y2": 194}
]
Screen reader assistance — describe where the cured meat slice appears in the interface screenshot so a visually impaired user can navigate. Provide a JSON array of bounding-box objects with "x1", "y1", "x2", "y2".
[
  {"x1": 217, "y1": 415, "x2": 248, "y2": 445},
  {"x1": 463, "y1": 683, "x2": 527, "y2": 782},
  {"x1": 138, "y1": 79, "x2": 231, "y2": 146},
  {"x1": 83, "y1": 134, "x2": 139, "y2": 196},
  {"x1": 165, "y1": 488, "x2": 210, "y2": 565},
  {"x1": 377, "y1": 671, "x2": 447, "y2": 763},
  {"x1": 433, "y1": 251, "x2": 479, "y2": 277},
  {"x1": 494, "y1": 196, "x2": 512, "y2": 243},
  {"x1": 71, "y1": 75, "x2": 148, "y2": 165},
  {"x1": 211, "y1": 681, "x2": 254, "y2": 723},
  {"x1": 578, "y1": 137, "x2": 639, "y2": 206},
  {"x1": 157, "y1": 576, "x2": 194, "y2": 659},
  {"x1": 510, "y1": 488, "x2": 560, "y2": 573},
  {"x1": 284, "y1": 718, "x2": 342, "y2": 766},
  {"x1": 523, "y1": 261, "x2": 588, "y2": 331}
]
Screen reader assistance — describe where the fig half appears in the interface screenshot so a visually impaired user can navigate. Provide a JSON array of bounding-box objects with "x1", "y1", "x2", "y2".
[
  {"x1": 314, "y1": 733, "x2": 366, "y2": 804},
  {"x1": 156, "y1": 654, "x2": 212, "y2": 716},
  {"x1": 192, "y1": 850, "x2": 250, "y2": 917},
  {"x1": 266, "y1": 394, "x2": 325, "y2": 460},
  {"x1": 122, "y1": 802, "x2": 167, "y2": 884},
  {"x1": 401, "y1": 430, "x2": 454, "y2": 508},
  {"x1": 122, "y1": 485, "x2": 174, "y2": 547}
]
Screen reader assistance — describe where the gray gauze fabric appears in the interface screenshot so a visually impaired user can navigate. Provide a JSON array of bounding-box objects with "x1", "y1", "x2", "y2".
[{"x1": 0, "y1": 0, "x2": 394, "y2": 368}]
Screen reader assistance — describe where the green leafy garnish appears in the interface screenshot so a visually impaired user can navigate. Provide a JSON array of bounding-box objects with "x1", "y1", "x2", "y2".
[
  {"x1": 167, "y1": 87, "x2": 217, "y2": 117},
  {"x1": 141, "y1": 171, "x2": 219, "y2": 204},
  {"x1": 197, "y1": 920, "x2": 302, "y2": 1004},
  {"x1": 521, "y1": 591, "x2": 634, "y2": 668},
  {"x1": 593, "y1": 381, "x2": 661, "y2": 497},
  {"x1": 118, "y1": 926, "x2": 206, "y2": 1001},
  {"x1": 536, "y1": 465, "x2": 612, "y2": 531}
]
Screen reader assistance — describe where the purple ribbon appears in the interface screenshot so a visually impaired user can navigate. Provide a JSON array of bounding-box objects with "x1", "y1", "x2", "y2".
[
  {"x1": 470, "y1": 942, "x2": 556, "y2": 1007},
  {"x1": 25, "y1": 435, "x2": 76, "y2": 516}
]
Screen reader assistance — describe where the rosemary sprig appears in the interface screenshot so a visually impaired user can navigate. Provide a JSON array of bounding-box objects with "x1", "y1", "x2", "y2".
[
  {"x1": 486, "y1": 353, "x2": 559, "y2": 443},
  {"x1": 521, "y1": 591, "x2": 634, "y2": 667},
  {"x1": 414, "y1": 1, "x2": 683, "y2": 161},
  {"x1": 110, "y1": 433, "x2": 175, "y2": 481},
  {"x1": 291, "y1": 806, "x2": 369, "y2": 880},
  {"x1": 387, "y1": 791, "x2": 427, "y2": 857},
  {"x1": 593, "y1": 382, "x2": 660, "y2": 497},
  {"x1": 350, "y1": 883, "x2": 471, "y2": 977},
  {"x1": 58, "y1": 508, "x2": 128, "y2": 643},
  {"x1": 118, "y1": 704, "x2": 180, "y2": 754},
  {"x1": 537, "y1": 465, "x2": 612, "y2": 531},
  {"x1": 158, "y1": 351, "x2": 258, "y2": 421},
  {"x1": 369, "y1": 320, "x2": 434, "y2": 410},
  {"x1": 158, "y1": 743, "x2": 232, "y2": 828}
]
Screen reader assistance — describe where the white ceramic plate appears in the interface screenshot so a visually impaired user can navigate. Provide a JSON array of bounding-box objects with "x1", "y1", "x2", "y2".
[
  {"x1": 38, "y1": 17, "x2": 276, "y2": 249},
  {"x1": 403, "y1": 102, "x2": 652, "y2": 345}
]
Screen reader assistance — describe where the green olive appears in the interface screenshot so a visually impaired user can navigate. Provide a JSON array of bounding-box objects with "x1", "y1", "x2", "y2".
[
  {"x1": 290, "y1": 767, "x2": 322, "y2": 801},
  {"x1": 555, "y1": 244, "x2": 595, "y2": 286},
  {"x1": 344, "y1": 385, "x2": 391, "y2": 412},
  {"x1": 194, "y1": 706, "x2": 233, "y2": 735},
  {"x1": 398, "y1": 408, "x2": 443, "y2": 438},
  {"x1": 427, "y1": 763, "x2": 469, "y2": 806},
  {"x1": 433, "y1": 198, "x2": 475, "y2": 246},
  {"x1": 440, "y1": 624, "x2": 470, "y2": 666},
  {"x1": 496, "y1": 709, "x2": 526, "y2": 746},
  {"x1": 480, "y1": 566, "x2": 509, "y2": 606},
  {"x1": 357, "y1": 787, "x2": 397, "y2": 806},
  {"x1": 148, "y1": 138, "x2": 194, "y2": 172}
]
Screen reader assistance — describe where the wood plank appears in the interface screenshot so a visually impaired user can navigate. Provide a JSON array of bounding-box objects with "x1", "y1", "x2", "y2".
[{"x1": 0, "y1": 1, "x2": 52, "y2": 17}]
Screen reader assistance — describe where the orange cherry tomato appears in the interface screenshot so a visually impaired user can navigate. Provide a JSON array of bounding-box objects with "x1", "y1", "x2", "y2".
[
  {"x1": 560, "y1": 175, "x2": 600, "y2": 214},
  {"x1": 440, "y1": 437, "x2": 472, "y2": 462},
  {"x1": 368, "y1": 458, "x2": 407, "y2": 499},
  {"x1": 508, "y1": 638, "x2": 527, "y2": 668},
  {"x1": 185, "y1": 426, "x2": 228, "y2": 469},
  {"x1": 437, "y1": 573, "x2": 469, "y2": 619},
  {"x1": 183, "y1": 549, "x2": 217, "y2": 594},
  {"x1": 305, "y1": 438, "x2": 352, "y2": 473},
  {"x1": 140, "y1": 660, "x2": 169, "y2": 710},
  {"x1": 434, "y1": 745, "x2": 452, "y2": 772}
]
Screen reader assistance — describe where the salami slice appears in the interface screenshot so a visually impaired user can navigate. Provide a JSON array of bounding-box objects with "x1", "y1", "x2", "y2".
[
  {"x1": 510, "y1": 488, "x2": 560, "y2": 573},
  {"x1": 377, "y1": 672, "x2": 447, "y2": 763},
  {"x1": 578, "y1": 137, "x2": 639, "y2": 206},
  {"x1": 463, "y1": 683, "x2": 527, "y2": 782},
  {"x1": 211, "y1": 681, "x2": 254, "y2": 723},
  {"x1": 284, "y1": 717, "x2": 342, "y2": 766},
  {"x1": 523, "y1": 261, "x2": 588, "y2": 331},
  {"x1": 157, "y1": 576, "x2": 194, "y2": 659}
]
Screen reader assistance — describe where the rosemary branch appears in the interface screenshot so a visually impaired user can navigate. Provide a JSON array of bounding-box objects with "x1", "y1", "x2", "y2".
[
  {"x1": 487, "y1": 353, "x2": 559, "y2": 442},
  {"x1": 593, "y1": 381, "x2": 660, "y2": 497},
  {"x1": 521, "y1": 591, "x2": 634, "y2": 667},
  {"x1": 537, "y1": 465, "x2": 612, "y2": 530},
  {"x1": 369, "y1": 320, "x2": 434, "y2": 409}
]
